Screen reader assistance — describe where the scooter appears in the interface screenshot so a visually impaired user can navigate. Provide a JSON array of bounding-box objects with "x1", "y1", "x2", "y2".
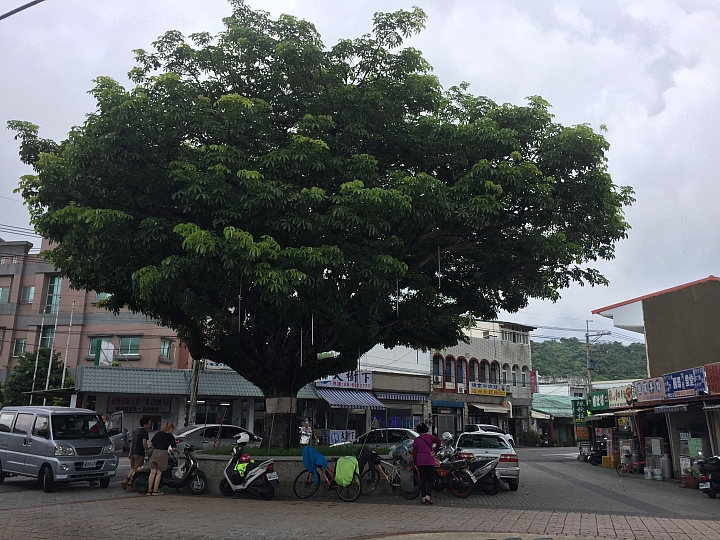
[
  {"x1": 697, "y1": 452, "x2": 720, "y2": 498},
  {"x1": 432, "y1": 436, "x2": 477, "y2": 498},
  {"x1": 133, "y1": 445, "x2": 208, "y2": 495},
  {"x1": 436, "y1": 437, "x2": 502, "y2": 495},
  {"x1": 219, "y1": 432, "x2": 279, "y2": 500},
  {"x1": 588, "y1": 442, "x2": 607, "y2": 466}
]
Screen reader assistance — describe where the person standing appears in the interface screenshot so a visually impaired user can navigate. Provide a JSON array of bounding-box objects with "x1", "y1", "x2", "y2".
[
  {"x1": 121, "y1": 416, "x2": 151, "y2": 491},
  {"x1": 147, "y1": 423, "x2": 178, "y2": 496},
  {"x1": 299, "y1": 421, "x2": 313, "y2": 446},
  {"x1": 412, "y1": 423, "x2": 441, "y2": 504}
]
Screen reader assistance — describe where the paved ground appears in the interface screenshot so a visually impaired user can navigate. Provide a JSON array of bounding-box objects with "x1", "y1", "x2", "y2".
[{"x1": 1, "y1": 447, "x2": 719, "y2": 539}]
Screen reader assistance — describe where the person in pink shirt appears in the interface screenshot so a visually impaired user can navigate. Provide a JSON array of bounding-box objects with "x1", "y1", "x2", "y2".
[{"x1": 411, "y1": 423, "x2": 442, "y2": 504}]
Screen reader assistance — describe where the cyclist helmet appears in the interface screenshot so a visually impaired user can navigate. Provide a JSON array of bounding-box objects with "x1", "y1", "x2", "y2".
[{"x1": 239, "y1": 453, "x2": 252, "y2": 463}]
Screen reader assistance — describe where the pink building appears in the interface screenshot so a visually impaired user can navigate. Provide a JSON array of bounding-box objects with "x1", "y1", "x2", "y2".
[{"x1": 0, "y1": 238, "x2": 190, "y2": 383}]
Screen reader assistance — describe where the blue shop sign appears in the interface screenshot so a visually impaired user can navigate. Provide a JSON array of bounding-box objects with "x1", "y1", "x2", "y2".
[{"x1": 663, "y1": 367, "x2": 706, "y2": 399}]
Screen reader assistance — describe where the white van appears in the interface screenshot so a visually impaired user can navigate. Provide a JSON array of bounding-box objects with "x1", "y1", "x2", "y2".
[{"x1": 0, "y1": 406, "x2": 119, "y2": 492}]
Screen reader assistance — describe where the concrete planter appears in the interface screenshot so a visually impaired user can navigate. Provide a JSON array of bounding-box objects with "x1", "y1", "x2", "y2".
[{"x1": 194, "y1": 453, "x2": 396, "y2": 499}]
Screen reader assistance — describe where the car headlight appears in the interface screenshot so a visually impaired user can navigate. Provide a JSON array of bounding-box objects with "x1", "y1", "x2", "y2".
[
  {"x1": 101, "y1": 444, "x2": 114, "y2": 454},
  {"x1": 55, "y1": 445, "x2": 75, "y2": 456}
]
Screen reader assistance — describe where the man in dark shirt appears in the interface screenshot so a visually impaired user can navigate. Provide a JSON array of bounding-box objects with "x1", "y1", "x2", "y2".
[{"x1": 121, "y1": 417, "x2": 152, "y2": 491}]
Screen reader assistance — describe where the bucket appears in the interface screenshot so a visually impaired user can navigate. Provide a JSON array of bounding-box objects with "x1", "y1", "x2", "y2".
[
  {"x1": 653, "y1": 468, "x2": 663, "y2": 480},
  {"x1": 661, "y1": 454, "x2": 673, "y2": 479},
  {"x1": 644, "y1": 468, "x2": 652, "y2": 480}
]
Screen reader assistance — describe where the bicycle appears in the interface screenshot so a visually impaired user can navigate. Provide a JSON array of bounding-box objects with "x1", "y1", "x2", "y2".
[
  {"x1": 616, "y1": 456, "x2": 645, "y2": 477},
  {"x1": 292, "y1": 458, "x2": 361, "y2": 502},
  {"x1": 359, "y1": 458, "x2": 420, "y2": 499}
]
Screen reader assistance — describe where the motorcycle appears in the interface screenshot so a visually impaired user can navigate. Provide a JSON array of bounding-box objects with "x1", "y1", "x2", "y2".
[
  {"x1": 697, "y1": 452, "x2": 720, "y2": 498},
  {"x1": 431, "y1": 433, "x2": 477, "y2": 498},
  {"x1": 588, "y1": 441, "x2": 607, "y2": 466},
  {"x1": 133, "y1": 445, "x2": 208, "y2": 495},
  {"x1": 219, "y1": 432, "x2": 279, "y2": 500},
  {"x1": 436, "y1": 435, "x2": 502, "y2": 495}
]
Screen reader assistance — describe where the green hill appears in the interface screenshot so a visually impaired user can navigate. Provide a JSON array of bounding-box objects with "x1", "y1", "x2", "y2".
[{"x1": 531, "y1": 338, "x2": 647, "y2": 380}]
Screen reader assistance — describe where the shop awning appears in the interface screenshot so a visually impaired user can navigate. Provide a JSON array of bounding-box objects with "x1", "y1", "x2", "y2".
[
  {"x1": 586, "y1": 412, "x2": 615, "y2": 421},
  {"x1": 375, "y1": 392, "x2": 427, "y2": 401},
  {"x1": 431, "y1": 400, "x2": 464, "y2": 408},
  {"x1": 612, "y1": 408, "x2": 653, "y2": 416},
  {"x1": 316, "y1": 388, "x2": 386, "y2": 409},
  {"x1": 469, "y1": 403, "x2": 510, "y2": 414},
  {"x1": 531, "y1": 410, "x2": 552, "y2": 420},
  {"x1": 703, "y1": 404, "x2": 720, "y2": 411},
  {"x1": 654, "y1": 404, "x2": 688, "y2": 413}
]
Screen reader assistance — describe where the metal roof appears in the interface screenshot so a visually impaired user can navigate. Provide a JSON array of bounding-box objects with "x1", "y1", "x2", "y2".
[
  {"x1": 531, "y1": 395, "x2": 579, "y2": 419},
  {"x1": 316, "y1": 388, "x2": 386, "y2": 409}
]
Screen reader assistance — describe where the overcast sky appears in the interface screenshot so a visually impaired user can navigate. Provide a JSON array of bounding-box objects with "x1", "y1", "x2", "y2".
[{"x1": 2, "y1": 0, "x2": 718, "y2": 348}]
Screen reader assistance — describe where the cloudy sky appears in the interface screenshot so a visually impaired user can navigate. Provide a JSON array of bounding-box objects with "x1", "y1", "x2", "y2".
[{"x1": 2, "y1": 0, "x2": 718, "y2": 348}]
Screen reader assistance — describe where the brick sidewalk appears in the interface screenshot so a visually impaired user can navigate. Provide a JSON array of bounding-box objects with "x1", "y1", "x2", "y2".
[{"x1": 1, "y1": 494, "x2": 719, "y2": 540}]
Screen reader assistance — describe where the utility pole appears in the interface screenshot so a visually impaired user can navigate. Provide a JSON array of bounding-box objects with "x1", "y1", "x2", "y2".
[
  {"x1": 187, "y1": 357, "x2": 202, "y2": 426},
  {"x1": 60, "y1": 300, "x2": 75, "y2": 389},
  {"x1": 585, "y1": 321, "x2": 610, "y2": 393}
]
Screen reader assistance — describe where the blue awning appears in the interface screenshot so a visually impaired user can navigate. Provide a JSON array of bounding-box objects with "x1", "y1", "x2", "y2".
[
  {"x1": 375, "y1": 392, "x2": 428, "y2": 401},
  {"x1": 316, "y1": 388, "x2": 386, "y2": 409},
  {"x1": 431, "y1": 400, "x2": 464, "y2": 408}
]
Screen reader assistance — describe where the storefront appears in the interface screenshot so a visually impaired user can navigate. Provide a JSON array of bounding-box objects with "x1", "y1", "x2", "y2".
[{"x1": 431, "y1": 400, "x2": 464, "y2": 435}]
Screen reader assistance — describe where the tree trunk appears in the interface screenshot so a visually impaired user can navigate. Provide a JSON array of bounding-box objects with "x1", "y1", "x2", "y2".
[{"x1": 261, "y1": 397, "x2": 299, "y2": 450}]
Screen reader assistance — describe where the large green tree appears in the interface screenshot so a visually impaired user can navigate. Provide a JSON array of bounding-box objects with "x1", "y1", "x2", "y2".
[
  {"x1": 10, "y1": 2, "x2": 632, "y2": 446},
  {"x1": 4, "y1": 348, "x2": 74, "y2": 407}
]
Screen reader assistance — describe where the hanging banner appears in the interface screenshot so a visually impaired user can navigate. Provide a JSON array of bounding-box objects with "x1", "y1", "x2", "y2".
[
  {"x1": 468, "y1": 382, "x2": 506, "y2": 397},
  {"x1": 635, "y1": 377, "x2": 666, "y2": 402},
  {"x1": 587, "y1": 390, "x2": 609, "y2": 411},
  {"x1": 664, "y1": 367, "x2": 706, "y2": 399},
  {"x1": 705, "y1": 363, "x2": 720, "y2": 395},
  {"x1": 575, "y1": 425, "x2": 589, "y2": 442},
  {"x1": 572, "y1": 399, "x2": 587, "y2": 424},
  {"x1": 530, "y1": 371, "x2": 538, "y2": 393},
  {"x1": 316, "y1": 370, "x2": 372, "y2": 389},
  {"x1": 608, "y1": 384, "x2": 635, "y2": 408}
]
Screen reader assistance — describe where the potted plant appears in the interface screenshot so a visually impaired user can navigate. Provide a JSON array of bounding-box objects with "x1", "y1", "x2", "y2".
[{"x1": 682, "y1": 466, "x2": 700, "y2": 489}]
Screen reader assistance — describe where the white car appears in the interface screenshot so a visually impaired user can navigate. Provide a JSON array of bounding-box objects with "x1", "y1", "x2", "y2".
[
  {"x1": 455, "y1": 431, "x2": 520, "y2": 491},
  {"x1": 463, "y1": 424, "x2": 515, "y2": 446},
  {"x1": 173, "y1": 424, "x2": 262, "y2": 452}
]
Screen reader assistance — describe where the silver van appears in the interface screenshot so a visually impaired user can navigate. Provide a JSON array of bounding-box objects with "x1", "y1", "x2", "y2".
[{"x1": 0, "y1": 406, "x2": 119, "y2": 492}]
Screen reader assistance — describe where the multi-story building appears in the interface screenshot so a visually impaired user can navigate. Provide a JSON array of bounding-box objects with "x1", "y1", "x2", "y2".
[
  {"x1": 430, "y1": 320, "x2": 535, "y2": 443},
  {"x1": 0, "y1": 238, "x2": 189, "y2": 384}
]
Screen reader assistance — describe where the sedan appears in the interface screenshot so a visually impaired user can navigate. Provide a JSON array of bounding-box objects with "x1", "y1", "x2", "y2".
[
  {"x1": 174, "y1": 424, "x2": 262, "y2": 452},
  {"x1": 330, "y1": 428, "x2": 418, "y2": 447},
  {"x1": 455, "y1": 432, "x2": 520, "y2": 491},
  {"x1": 463, "y1": 424, "x2": 515, "y2": 446}
]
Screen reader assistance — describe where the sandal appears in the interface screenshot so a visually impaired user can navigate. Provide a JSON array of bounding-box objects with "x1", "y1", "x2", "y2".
[{"x1": 152, "y1": 491, "x2": 164, "y2": 496}]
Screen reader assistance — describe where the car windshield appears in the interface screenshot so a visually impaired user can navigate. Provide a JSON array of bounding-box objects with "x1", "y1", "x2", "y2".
[
  {"x1": 457, "y1": 434, "x2": 511, "y2": 450},
  {"x1": 52, "y1": 414, "x2": 108, "y2": 440}
]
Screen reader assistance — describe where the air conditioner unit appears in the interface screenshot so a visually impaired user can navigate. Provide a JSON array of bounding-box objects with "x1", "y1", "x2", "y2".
[
  {"x1": 433, "y1": 375, "x2": 442, "y2": 384},
  {"x1": 457, "y1": 384, "x2": 466, "y2": 394}
]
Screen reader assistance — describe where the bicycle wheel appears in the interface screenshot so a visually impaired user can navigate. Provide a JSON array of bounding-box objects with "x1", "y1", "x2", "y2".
[
  {"x1": 336, "y1": 472, "x2": 361, "y2": 502},
  {"x1": 293, "y1": 469, "x2": 320, "y2": 499},
  {"x1": 360, "y1": 468, "x2": 380, "y2": 496},
  {"x1": 616, "y1": 463, "x2": 629, "y2": 477},
  {"x1": 399, "y1": 467, "x2": 420, "y2": 500}
]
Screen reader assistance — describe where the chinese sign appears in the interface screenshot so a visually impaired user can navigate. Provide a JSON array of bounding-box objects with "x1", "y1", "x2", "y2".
[
  {"x1": 469, "y1": 382, "x2": 507, "y2": 397},
  {"x1": 530, "y1": 371, "x2": 538, "y2": 393},
  {"x1": 587, "y1": 390, "x2": 609, "y2": 411},
  {"x1": 705, "y1": 363, "x2": 720, "y2": 394},
  {"x1": 572, "y1": 399, "x2": 587, "y2": 424},
  {"x1": 635, "y1": 377, "x2": 666, "y2": 402},
  {"x1": 575, "y1": 425, "x2": 589, "y2": 442},
  {"x1": 316, "y1": 370, "x2": 372, "y2": 389},
  {"x1": 663, "y1": 367, "x2": 706, "y2": 399},
  {"x1": 108, "y1": 396, "x2": 171, "y2": 413},
  {"x1": 608, "y1": 385, "x2": 634, "y2": 408}
]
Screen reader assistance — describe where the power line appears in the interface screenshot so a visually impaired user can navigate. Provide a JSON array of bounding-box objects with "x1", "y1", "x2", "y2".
[{"x1": 0, "y1": 0, "x2": 48, "y2": 22}]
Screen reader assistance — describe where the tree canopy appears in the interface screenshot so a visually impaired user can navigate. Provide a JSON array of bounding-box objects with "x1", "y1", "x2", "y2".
[
  {"x1": 4, "y1": 348, "x2": 74, "y2": 407},
  {"x1": 531, "y1": 338, "x2": 647, "y2": 380},
  {"x1": 10, "y1": 1, "x2": 633, "y2": 402}
]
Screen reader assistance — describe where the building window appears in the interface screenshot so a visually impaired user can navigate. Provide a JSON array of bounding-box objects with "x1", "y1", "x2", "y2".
[
  {"x1": 44, "y1": 276, "x2": 62, "y2": 314},
  {"x1": 502, "y1": 371, "x2": 507, "y2": 384},
  {"x1": 456, "y1": 359, "x2": 465, "y2": 384},
  {"x1": 20, "y1": 286, "x2": 34, "y2": 303},
  {"x1": 480, "y1": 361, "x2": 489, "y2": 383},
  {"x1": 512, "y1": 371, "x2": 517, "y2": 386},
  {"x1": 13, "y1": 338, "x2": 26, "y2": 356},
  {"x1": 521, "y1": 372, "x2": 526, "y2": 387},
  {"x1": 89, "y1": 337, "x2": 111, "y2": 356},
  {"x1": 0, "y1": 257, "x2": 5, "y2": 264},
  {"x1": 11, "y1": 256, "x2": 18, "y2": 264},
  {"x1": 160, "y1": 339, "x2": 171, "y2": 358},
  {"x1": 445, "y1": 357, "x2": 453, "y2": 383},
  {"x1": 491, "y1": 362, "x2": 499, "y2": 384},
  {"x1": 40, "y1": 327, "x2": 55, "y2": 348},
  {"x1": 0, "y1": 286, "x2": 9, "y2": 303},
  {"x1": 501, "y1": 330, "x2": 511, "y2": 341},
  {"x1": 119, "y1": 336, "x2": 140, "y2": 355},
  {"x1": 432, "y1": 355, "x2": 442, "y2": 377},
  {"x1": 470, "y1": 361, "x2": 479, "y2": 382},
  {"x1": 95, "y1": 292, "x2": 112, "y2": 302}
]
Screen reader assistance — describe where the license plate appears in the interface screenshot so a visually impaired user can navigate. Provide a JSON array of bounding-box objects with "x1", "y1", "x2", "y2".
[
  {"x1": 465, "y1": 469, "x2": 477, "y2": 482},
  {"x1": 266, "y1": 472, "x2": 278, "y2": 481},
  {"x1": 82, "y1": 460, "x2": 97, "y2": 469},
  {"x1": 700, "y1": 482, "x2": 710, "y2": 490}
]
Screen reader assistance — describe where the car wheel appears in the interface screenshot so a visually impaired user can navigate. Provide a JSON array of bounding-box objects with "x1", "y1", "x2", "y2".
[
  {"x1": 508, "y1": 480, "x2": 519, "y2": 491},
  {"x1": 99, "y1": 478, "x2": 110, "y2": 488},
  {"x1": 0, "y1": 461, "x2": 5, "y2": 484},
  {"x1": 41, "y1": 466, "x2": 54, "y2": 493}
]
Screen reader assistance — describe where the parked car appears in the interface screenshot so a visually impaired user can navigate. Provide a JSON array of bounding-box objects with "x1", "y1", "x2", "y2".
[
  {"x1": 455, "y1": 431, "x2": 520, "y2": 491},
  {"x1": 463, "y1": 424, "x2": 515, "y2": 446},
  {"x1": 0, "y1": 406, "x2": 119, "y2": 492},
  {"x1": 330, "y1": 428, "x2": 418, "y2": 447},
  {"x1": 174, "y1": 424, "x2": 262, "y2": 452}
]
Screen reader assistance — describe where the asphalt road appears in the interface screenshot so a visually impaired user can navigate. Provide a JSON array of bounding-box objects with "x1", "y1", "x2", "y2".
[{"x1": 0, "y1": 447, "x2": 718, "y2": 539}]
